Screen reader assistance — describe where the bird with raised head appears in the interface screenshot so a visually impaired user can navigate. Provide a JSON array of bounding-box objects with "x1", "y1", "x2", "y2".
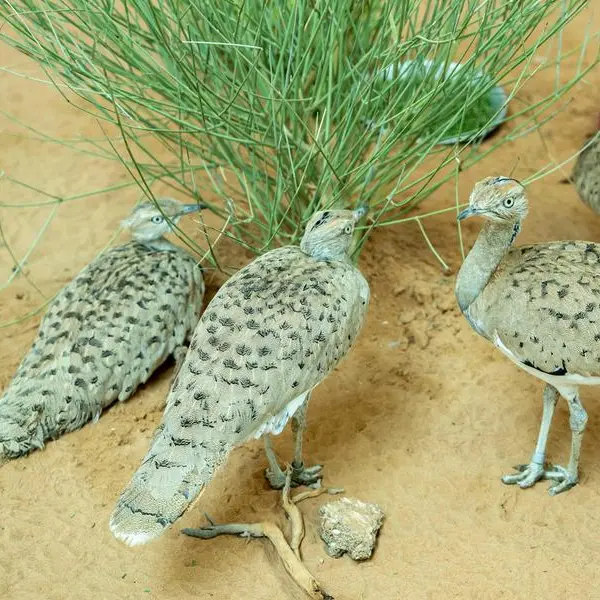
[
  {"x1": 109, "y1": 207, "x2": 370, "y2": 546},
  {"x1": 0, "y1": 198, "x2": 206, "y2": 462},
  {"x1": 457, "y1": 176, "x2": 600, "y2": 495}
]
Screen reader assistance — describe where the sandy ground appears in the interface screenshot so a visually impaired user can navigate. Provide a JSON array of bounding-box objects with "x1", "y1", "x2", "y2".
[{"x1": 2, "y1": 7, "x2": 600, "y2": 600}]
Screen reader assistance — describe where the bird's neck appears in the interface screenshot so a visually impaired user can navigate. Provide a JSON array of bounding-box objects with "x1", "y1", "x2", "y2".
[
  {"x1": 300, "y1": 243, "x2": 350, "y2": 263},
  {"x1": 300, "y1": 235, "x2": 353, "y2": 262},
  {"x1": 138, "y1": 237, "x2": 178, "y2": 252},
  {"x1": 455, "y1": 220, "x2": 521, "y2": 312},
  {"x1": 310, "y1": 251, "x2": 351, "y2": 263}
]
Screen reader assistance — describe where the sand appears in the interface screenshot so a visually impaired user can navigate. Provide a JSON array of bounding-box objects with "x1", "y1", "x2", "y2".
[{"x1": 1, "y1": 7, "x2": 600, "y2": 599}]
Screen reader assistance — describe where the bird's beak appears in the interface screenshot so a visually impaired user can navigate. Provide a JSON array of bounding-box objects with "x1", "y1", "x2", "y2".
[
  {"x1": 352, "y1": 205, "x2": 369, "y2": 222},
  {"x1": 178, "y1": 203, "x2": 206, "y2": 216},
  {"x1": 457, "y1": 207, "x2": 480, "y2": 221}
]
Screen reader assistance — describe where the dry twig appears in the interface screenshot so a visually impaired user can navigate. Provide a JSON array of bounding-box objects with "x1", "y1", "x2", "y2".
[{"x1": 181, "y1": 468, "x2": 342, "y2": 600}]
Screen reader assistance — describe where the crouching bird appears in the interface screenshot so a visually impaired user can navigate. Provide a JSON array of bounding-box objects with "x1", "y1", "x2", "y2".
[
  {"x1": 456, "y1": 176, "x2": 600, "y2": 495},
  {"x1": 109, "y1": 207, "x2": 370, "y2": 546},
  {"x1": 0, "y1": 198, "x2": 206, "y2": 462}
]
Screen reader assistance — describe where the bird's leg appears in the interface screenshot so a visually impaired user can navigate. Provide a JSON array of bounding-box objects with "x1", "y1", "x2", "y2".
[
  {"x1": 263, "y1": 434, "x2": 287, "y2": 489},
  {"x1": 290, "y1": 398, "x2": 322, "y2": 488},
  {"x1": 544, "y1": 387, "x2": 587, "y2": 496},
  {"x1": 502, "y1": 384, "x2": 558, "y2": 489},
  {"x1": 263, "y1": 395, "x2": 322, "y2": 490}
]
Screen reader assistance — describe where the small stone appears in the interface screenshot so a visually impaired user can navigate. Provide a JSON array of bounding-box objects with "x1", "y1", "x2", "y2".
[
  {"x1": 399, "y1": 309, "x2": 418, "y2": 324},
  {"x1": 412, "y1": 326, "x2": 430, "y2": 350},
  {"x1": 433, "y1": 291, "x2": 456, "y2": 313},
  {"x1": 410, "y1": 280, "x2": 432, "y2": 305},
  {"x1": 318, "y1": 497, "x2": 384, "y2": 561}
]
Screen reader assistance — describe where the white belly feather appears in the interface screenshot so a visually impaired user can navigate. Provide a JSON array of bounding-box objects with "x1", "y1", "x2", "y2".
[{"x1": 252, "y1": 391, "x2": 309, "y2": 439}]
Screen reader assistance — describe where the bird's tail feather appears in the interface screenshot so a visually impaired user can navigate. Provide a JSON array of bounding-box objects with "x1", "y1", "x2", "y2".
[
  {"x1": 0, "y1": 372, "x2": 106, "y2": 462},
  {"x1": 0, "y1": 386, "x2": 46, "y2": 462},
  {"x1": 109, "y1": 419, "x2": 229, "y2": 546}
]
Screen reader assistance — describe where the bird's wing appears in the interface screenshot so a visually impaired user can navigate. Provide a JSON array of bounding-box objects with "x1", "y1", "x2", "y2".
[
  {"x1": 169, "y1": 245, "x2": 369, "y2": 446},
  {"x1": 8, "y1": 243, "x2": 203, "y2": 408},
  {"x1": 1, "y1": 243, "x2": 203, "y2": 460},
  {"x1": 471, "y1": 241, "x2": 600, "y2": 377}
]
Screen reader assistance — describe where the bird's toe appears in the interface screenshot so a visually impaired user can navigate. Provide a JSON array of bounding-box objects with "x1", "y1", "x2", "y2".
[
  {"x1": 501, "y1": 461, "x2": 545, "y2": 488},
  {"x1": 545, "y1": 465, "x2": 578, "y2": 496},
  {"x1": 291, "y1": 462, "x2": 323, "y2": 488},
  {"x1": 265, "y1": 468, "x2": 287, "y2": 490}
]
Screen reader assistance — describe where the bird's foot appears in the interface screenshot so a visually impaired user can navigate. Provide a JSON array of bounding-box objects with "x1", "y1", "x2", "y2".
[
  {"x1": 266, "y1": 460, "x2": 323, "y2": 490},
  {"x1": 545, "y1": 465, "x2": 578, "y2": 496},
  {"x1": 502, "y1": 461, "x2": 578, "y2": 495},
  {"x1": 292, "y1": 461, "x2": 323, "y2": 488},
  {"x1": 502, "y1": 461, "x2": 545, "y2": 489}
]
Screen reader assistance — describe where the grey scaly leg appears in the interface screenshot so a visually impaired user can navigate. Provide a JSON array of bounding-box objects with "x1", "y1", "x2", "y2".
[
  {"x1": 502, "y1": 384, "x2": 586, "y2": 496},
  {"x1": 502, "y1": 384, "x2": 558, "y2": 488},
  {"x1": 292, "y1": 400, "x2": 307, "y2": 469},
  {"x1": 264, "y1": 395, "x2": 322, "y2": 489},
  {"x1": 264, "y1": 434, "x2": 287, "y2": 489},
  {"x1": 545, "y1": 386, "x2": 587, "y2": 496},
  {"x1": 290, "y1": 397, "x2": 322, "y2": 487}
]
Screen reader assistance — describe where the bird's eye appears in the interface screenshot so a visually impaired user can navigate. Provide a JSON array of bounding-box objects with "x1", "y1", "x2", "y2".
[
  {"x1": 503, "y1": 197, "x2": 514, "y2": 208},
  {"x1": 344, "y1": 225, "x2": 352, "y2": 234},
  {"x1": 493, "y1": 176, "x2": 511, "y2": 184},
  {"x1": 151, "y1": 215, "x2": 164, "y2": 224}
]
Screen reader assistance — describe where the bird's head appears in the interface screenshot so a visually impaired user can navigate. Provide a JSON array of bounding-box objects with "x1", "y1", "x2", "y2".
[
  {"x1": 121, "y1": 197, "x2": 206, "y2": 243},
  {"x1": 458, "y1": 176, "x2": 528, "y2": 224},
  {"x1": 300, "y1": 206, "x2": 367, "y2": 261}
]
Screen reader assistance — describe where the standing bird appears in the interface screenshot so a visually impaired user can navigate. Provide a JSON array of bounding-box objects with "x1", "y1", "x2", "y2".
[
  {"x1": 109, "y1": 208, "x2": 370, "y2": 546},
  {"x1": 456, "y1": 176, "x2": 600, "y2": 495},
  {"x1": 0, "y1": 198, "x2": 206, "y2": 462},
  {"x1": 571, "y1": 130, "x2": 600, "y2": 213}
]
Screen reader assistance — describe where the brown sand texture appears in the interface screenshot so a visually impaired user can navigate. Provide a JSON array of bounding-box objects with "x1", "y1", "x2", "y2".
[{"x1": 1, "y1": 7, "x2": 600, "y2": 599}]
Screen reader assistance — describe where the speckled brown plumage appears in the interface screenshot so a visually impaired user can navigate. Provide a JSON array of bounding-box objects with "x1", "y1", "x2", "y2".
[
  {"x1": 110, "y1": 208, "x2": 370, "y2": 546},
  {"x1": 0, "y1": 199, "x2": 205, "y2": 462},
  {"x1": 572, "y1": 133, "x2": 600, "y2": 212},
  {"x1": 457, "y1": 176, "x2": 600, "y2": 496},
  {"x1": 469, "y1": 241, "x2": 600, "y2": 376}
]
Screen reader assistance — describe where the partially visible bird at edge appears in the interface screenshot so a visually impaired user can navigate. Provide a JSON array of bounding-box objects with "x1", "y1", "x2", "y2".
[
  {"x1": 0, "y1": 198, "x2": 206, "y2": 463},
  {"x1": 456, "y1": 176, "x2": 600, "y2": 495},
  {"x1": 571, "y1": 124, "x2": 600, "y2": 213},
  {"x1": 110, "y1": 207, "x2": 370, "y2": 546}
]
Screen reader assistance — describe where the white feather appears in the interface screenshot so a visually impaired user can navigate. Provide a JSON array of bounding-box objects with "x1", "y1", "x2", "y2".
[
  {"x1": 110, "y1": 528, "x2": 153, "y2": 547},
  {"x1": 252, "y1": 392, "x2": 309, "y2": 439}
]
